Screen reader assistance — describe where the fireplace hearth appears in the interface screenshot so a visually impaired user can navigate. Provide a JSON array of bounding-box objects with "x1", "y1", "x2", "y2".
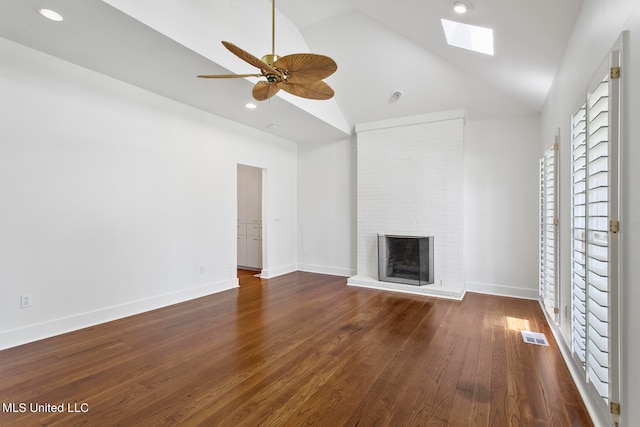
[{"x1": 378, "y1": 235, "x2": 434, "y2": 286}]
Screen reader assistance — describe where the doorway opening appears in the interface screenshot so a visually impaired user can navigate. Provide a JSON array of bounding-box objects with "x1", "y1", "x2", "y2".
[{"x1": 237, "y1": 164, "x2": 264, "y2": 277}]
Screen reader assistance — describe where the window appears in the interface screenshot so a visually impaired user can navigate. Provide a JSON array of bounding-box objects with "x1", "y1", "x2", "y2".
[{"x1": 569, "y1": 44, "x2": 621, "y2": 417}]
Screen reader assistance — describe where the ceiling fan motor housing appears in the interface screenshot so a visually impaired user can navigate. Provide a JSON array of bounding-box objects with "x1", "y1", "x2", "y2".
[{"x1": 262, "y1": 54, "x2": 280, "y2": 67}]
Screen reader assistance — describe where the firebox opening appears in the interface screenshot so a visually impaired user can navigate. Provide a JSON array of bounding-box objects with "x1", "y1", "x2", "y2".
[{"x1": 378, "y1": 235, "x2": 434, "y2": 286}]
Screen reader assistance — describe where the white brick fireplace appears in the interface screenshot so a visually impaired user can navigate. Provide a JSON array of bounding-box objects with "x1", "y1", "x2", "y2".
[{"x1": 347, "y1": 110, "x2": 466, "y2": 299}]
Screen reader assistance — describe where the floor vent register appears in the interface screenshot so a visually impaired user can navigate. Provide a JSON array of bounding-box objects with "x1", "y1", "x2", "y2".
[{"x1": 521, "y1": 331, "x2": 549, "y2": 346}]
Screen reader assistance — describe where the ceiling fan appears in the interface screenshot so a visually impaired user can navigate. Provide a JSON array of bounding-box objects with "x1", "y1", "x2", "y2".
[{"x1": 197, "y1": 0, "x2": 337, "y2": 101}]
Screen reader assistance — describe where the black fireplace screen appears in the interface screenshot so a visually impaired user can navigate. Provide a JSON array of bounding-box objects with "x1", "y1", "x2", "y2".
[{"x1": 378, "y1": 235, "x2": 434, "y2": 286}]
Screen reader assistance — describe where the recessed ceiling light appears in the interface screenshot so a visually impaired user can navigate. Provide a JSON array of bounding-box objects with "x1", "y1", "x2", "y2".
[
  {"x1": 453, "y1": 1, "x2": 471, "y2": 14},
  {"x1": 266, "y1": 124, "x2": 279, "y2": 129},
  {"x1": 38, "y1": 8, "x2": 64, "y2": 22},
  {"x1": 245, "y1": 103, "x2": 257, "y2": 109},
  {"x1": 441, "y1": 19, "x2": 494, "y2": 56}
]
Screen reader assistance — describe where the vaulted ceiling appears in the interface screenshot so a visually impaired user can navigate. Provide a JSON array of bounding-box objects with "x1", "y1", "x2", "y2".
[{"x1": 0, "y1": 0, "x2": 583, "y2": 143}]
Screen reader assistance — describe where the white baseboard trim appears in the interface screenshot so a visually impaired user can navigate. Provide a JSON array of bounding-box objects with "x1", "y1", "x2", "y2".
[
  {"x1": 298, "y1": 263, "x2": 356, "y2": 277},
  {"x1": 538, "y1": 301, "x2": 610, "y2": 427},
  {"x1": 466, "y1": 281, "x2": 539, "y2": 300},
  {"x1": 260, "y1": 264, "x2": 297, "y2": 279},
  {"x1": 0, "y1": 279, "x2": 237, "y2": 351}
]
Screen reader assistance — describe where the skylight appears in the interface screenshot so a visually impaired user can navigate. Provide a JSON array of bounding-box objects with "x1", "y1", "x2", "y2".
[{"x1": 441, "y1": 19, "x2": 494, "y2": 56}]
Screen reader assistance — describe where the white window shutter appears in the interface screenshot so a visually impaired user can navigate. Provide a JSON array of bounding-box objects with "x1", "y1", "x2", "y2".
[
  {"x1": 571, "y1": 73, "x2": 616, "y2": 405},
  {"x1": 539, "y1": 143, "x2": 558, "y2": 319}
]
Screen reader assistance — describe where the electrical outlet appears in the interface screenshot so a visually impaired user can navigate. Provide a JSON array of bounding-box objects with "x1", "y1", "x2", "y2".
[
  {"x1": 21, "y1": 294, "x2": 32, "y2": 309},
  {"x1": 199, "y1": 266, "x2": 205, "y2": 274}
]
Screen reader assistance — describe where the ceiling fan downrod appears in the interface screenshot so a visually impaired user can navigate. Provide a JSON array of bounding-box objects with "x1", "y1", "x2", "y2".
[{"x1": 262, "y1": 0, "x2": 279, "y2": 66}]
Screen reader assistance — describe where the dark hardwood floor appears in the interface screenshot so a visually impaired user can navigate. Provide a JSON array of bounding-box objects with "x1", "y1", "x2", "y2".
[{"x1": 0, "y1": 270, "x2": 592, "y2": 426}]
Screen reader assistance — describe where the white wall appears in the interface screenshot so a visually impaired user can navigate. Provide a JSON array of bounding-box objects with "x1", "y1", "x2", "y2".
[
  {"x1": 465, "y1": 114, "x2": 541, "y2": 299},
  {"x1": 297, "y1": 113, "x2": 542, "y2": 301},
  {"x1": 297, "y1": 137, "x2": 356, "y2": 277},
  {"x1": 541, "y1": 1, "x2": 640, "y2": 425},
  {"x1": 0, "y1": 37, "x2": 298, "y2": 350}
]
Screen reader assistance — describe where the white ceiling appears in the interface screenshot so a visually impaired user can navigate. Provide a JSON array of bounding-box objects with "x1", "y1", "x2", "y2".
[{"x1": 0, "y1": 0, "x2": 583, "y2": 143}]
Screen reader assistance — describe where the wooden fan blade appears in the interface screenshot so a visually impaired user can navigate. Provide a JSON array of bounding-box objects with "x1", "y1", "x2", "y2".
[
  {"x1": 222, "y1": 41, "x2": 280, "y2": 76},
  {"x1": 197, "y1": 73, "x2": 263, "y2": 79},
  {"x1": 277, "y1": 80, "x2": 334, "y2": 100},
  {"x1": 274, "y1": 54, "x2": 337, "y2": 83},
  {"x1": 253, "y1": 81, "x2": 280, "y2": 101}
]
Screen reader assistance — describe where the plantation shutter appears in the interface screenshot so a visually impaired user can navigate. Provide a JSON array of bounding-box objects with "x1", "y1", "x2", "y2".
[
  {"x1": 571, "y1": 75, "x2": 610, "y2": 401},
  {"x1": 539, "y1": 143, "x2": 558, "y2": 319},
  {"x1": 570, "y1": 56, "x2": 620, "y2": 408},
  {"x1": 571, "y1": 102, "x2": 588, "y2": 368},
  {"x1": 586, "y1": 77, "x2": 610, "y2": 401}
]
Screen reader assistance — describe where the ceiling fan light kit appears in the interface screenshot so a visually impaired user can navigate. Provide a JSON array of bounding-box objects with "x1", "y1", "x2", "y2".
[{"x1": 197, "y1": 0, "x2": 337, "y2": 101}]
